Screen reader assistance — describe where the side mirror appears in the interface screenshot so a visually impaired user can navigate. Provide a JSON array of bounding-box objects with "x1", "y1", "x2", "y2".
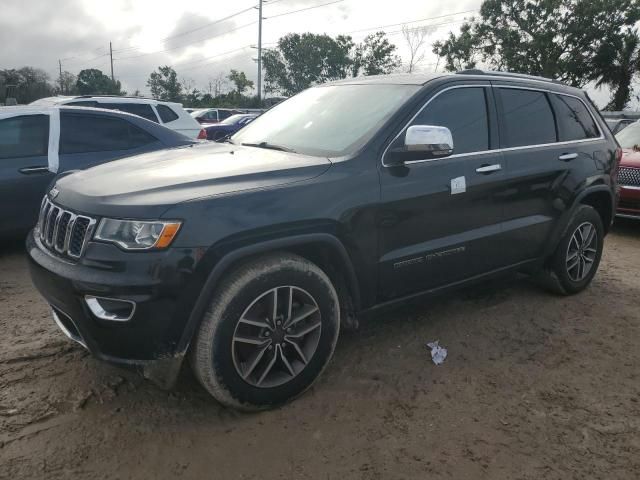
[{"x1": 385, "y1": 125, "x2": 454, "y2": 166}]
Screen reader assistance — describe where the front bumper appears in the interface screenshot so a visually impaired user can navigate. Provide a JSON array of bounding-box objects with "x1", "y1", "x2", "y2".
[
  {"x1": 26, "y1": 231, "x2": 205, "y2": 387},
  {"x1": 617, "y1": 185, "x2": 640, "y2": 219}
]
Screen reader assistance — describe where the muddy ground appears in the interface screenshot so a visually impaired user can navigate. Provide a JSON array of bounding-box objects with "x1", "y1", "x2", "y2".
[{"x1": 0, "y1": 221, "x2": 638, "y2": 480}]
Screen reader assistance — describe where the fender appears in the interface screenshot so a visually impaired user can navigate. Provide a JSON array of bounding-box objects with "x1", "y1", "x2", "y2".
[
  {"x1": 543, "y1": 184, "x2": 614, "y2": 258},
  {"x1": 175, "y1": 233, "x2": 361, "y2": 355}
]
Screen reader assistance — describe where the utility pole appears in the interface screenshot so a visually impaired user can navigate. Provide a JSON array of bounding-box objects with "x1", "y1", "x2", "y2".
[
  {"x1": 257, "y1": 0, "x2": 263, "y2": 103},
  {"x1": 109, "y1": 41, "x2": 114, "y2": 82},
  {"x1": 58, "y1": 59, "x2": 63, "y2": 93}
]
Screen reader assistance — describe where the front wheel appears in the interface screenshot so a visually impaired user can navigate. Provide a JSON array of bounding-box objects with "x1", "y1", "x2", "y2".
[
  {"x1": 546, "y1": 205, "x2": 605, "y2": 295},
  {"x1": 191, "y1": 253, "x2": 340, "y2": 410}
]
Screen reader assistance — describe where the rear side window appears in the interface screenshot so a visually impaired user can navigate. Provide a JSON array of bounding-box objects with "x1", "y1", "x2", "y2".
[
  {"x1": 412, "y1": 87, "x2": 490, "y2": 154},
  {"x1": 60, "y1": 113, "x2": 157, "y2": 154},
  {"x1": 549, "y1": 94, "x2": 600, "y2": 141},
  {"x1": 0, "y1": 115, "x2": 49, "y2": 159},
  {"x1": 499, "y1": 88, "x2": 556, "y2": 147},
  {"x1": 99, "y1": 103, "x2": 159, "y2": 123},
  {"x1": 67, "y1": 101, "x2": 99, "y2": 107},
  {"x1": 156, "y1": 105, "x2": 179, "y2": 123}
]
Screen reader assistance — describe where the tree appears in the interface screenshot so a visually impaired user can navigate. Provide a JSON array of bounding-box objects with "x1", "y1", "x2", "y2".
[
  {"x1": 402, "y1": 25, "x2": 434, "y2": 73},
  {"x1": 57, "y1": 71, "x2": 77, "y2": 95},
  {"x1": 0, "y1": 67, "x2": 54, "y2": 103},
  {"x1": 147, "y1": 66, "x2": 183, "y2": 101},
  {"x1": 593, "y1": 30, "x2": 640, "y2": 110},
  {"x1": 227, "y1": 69, "x2": 254, "y2": 94},
  {"x1": 207, "y1": 73, "x2": 229, "y2": 97},
  {"x1": 76, "y1": 69, "x2": 123, "y2": 95},
  {"x1": 352, "y1": 32, "x2": 402, "y2": 77},
  {"x1": 262, "y1": 33, "x2": 355, "y2": 96},
  {"x1": 433, "y1": 0, "x2": 640, "y2": 87}
]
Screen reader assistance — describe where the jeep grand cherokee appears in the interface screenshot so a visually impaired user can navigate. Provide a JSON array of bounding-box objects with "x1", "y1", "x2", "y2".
[{"x1": 27, "y1": 70, "x2": 620, "y2": 410}]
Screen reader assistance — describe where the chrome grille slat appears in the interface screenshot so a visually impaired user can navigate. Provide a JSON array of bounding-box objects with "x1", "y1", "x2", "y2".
[
  {"x1": 619, "y1": 166, "x2": 640, "y2": 186},
  {"x1": 37, "y1": 196, "x2": 96, "y2": 260}
]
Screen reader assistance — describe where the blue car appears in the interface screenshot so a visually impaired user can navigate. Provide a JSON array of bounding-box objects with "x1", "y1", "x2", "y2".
[
  {"x1": 0, "y1": 106, "x2": 195, "y2": 237},
  {"x1": 203, "y1": 114, "x2": 258, "y2": 141}
]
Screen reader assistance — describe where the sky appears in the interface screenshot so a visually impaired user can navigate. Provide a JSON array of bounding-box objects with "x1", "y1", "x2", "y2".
[{"x1": 0, "y1": 0, "x2": 614, "y2": 106}]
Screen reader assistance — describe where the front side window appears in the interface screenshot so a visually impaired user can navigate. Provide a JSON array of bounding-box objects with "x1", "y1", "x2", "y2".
[
  {"x1": 549, "y1": 94, "x2": 599, "y2": 141},
  {"x1": 232, "y1": 84, "x2": 420, "y2": 157},
  {"x1": 410, "y1": 87, "x2": 490, "y2": 155},
  {"x1": 0, "y1": 115, "x2": 49, "y2": 159},
  {"x1": 60, "y1": 113, "x2": 156, "y2": 154},
  {"x1": 499, "y1": 88, "x2": 556, "y2": 147}
]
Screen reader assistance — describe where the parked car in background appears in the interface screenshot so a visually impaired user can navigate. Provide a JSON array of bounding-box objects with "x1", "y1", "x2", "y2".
[
  {"x1": 614, "y1": 121, "x2": 640, "y2": 219},
  {"x1": 0, "y1": 106, "x2": 195, "y2": 237},
  {"x1": 202, "y1": 114, "x2": 258, "y2": 141},
  {"x1": 191, "y1": 108, "x2": 241, "y2": 124},
  {"x1": 606, "y1": 118, "x2": 635, "y2": 134},
  {"x1": 30, "y1": 96, "x2": 203, "y2": 139},
  {"x1": 27, "y1": 71, "x2": 619, "y2": 410}
]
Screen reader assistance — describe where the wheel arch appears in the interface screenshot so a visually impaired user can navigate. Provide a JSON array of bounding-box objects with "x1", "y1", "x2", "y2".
[{"x1": 177, "y1": 233, "x2": 361, "y2": 354}]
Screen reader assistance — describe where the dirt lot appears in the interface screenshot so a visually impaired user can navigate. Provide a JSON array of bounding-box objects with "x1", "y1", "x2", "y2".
[{"x1": 0, "y1": 221, "x2": 638, "y2": 480}]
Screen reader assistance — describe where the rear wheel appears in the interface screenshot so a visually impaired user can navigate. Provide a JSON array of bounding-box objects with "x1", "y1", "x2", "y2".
[
  {"x1": 191, "y1": 253, "x2": 340, "y2": 410},
  {"x1": 544, "y1": 205, "x2": 604, "y2": 295}
]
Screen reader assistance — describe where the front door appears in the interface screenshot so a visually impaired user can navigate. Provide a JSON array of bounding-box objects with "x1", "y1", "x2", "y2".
[{"x1": 378, "y1": 84, "x2": 507, "y2": 300}]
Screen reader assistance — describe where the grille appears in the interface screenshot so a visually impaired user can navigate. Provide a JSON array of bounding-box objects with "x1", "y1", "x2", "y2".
[
  {"x1": 618, "y1": 166, "x2": 640, "y2": 186},
  {"x1": 37, "y1": 197, "x2": 96, "y2": 259}
]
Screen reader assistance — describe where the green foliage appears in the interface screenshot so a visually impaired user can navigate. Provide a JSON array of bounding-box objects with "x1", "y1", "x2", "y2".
[
  {"x1": 227, "y1": 69, "x2": 254, "y2": 94},
  {"x1": 0, "y1": 67, "x2": 55, "y2": 104},
  {"x1": 352, "y1": 32, "x2": 401, "y2": 77},
  {"x1": 593, "y1": 30, "x2": 640, "y2": 110},
  {"x1": 433, "y1": 0, "x2": 640, "y2": 91},
  {"x1": 147, "y1": 66, "x2": 183, "y2": 102},
  {"x1": 76, "y1": 69, "x2": 123, "y2": 95}
]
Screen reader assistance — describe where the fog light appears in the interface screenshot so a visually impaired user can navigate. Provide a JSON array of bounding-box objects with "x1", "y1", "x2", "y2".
[{"x1": 85, "y1": 296, "x2": 136, "y2": 322}]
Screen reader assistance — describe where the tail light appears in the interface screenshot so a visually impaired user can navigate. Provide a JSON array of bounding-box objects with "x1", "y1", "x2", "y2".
[
  {"x1": 197, "y1": 129, "x2": 207, "y2": 140},
  {"x1": 615, "y1": 147, "x2": 623, "y2": 164}
]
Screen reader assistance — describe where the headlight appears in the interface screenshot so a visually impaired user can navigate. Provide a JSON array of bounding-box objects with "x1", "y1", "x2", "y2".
[{"x1": 94, "y1": 219, "x2": 181, "y2": 250}]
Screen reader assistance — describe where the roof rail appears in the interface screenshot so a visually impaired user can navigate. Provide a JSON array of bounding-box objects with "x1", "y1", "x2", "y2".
[
  {"x1": 456, "y1": 69, "x2": 558, "y2": 83},
  {"x1": 76, "y1": 94, "x2": 155, "y2": 100}
]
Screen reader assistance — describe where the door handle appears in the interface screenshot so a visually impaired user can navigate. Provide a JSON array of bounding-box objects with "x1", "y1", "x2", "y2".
[
  {"x1": 476, "y1": 164, "x2": 502, "y2": 174},
  {"x1": 558, "y1": 153, "x2": 578, "y2": 161},
  {"x1": 19, "y1": 166, "x2": 49, "y2": 174}
]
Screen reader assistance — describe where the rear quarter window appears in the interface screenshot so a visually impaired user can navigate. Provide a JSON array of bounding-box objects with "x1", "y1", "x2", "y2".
[
  {"x1": 99, "y1": 103, "x2": 159, "y2": 123},
  {"x1": 549, "y1": 94, "x2": 600, "y2": 141},
  {"x1": 156, "y1": 105, "x2": 180, "y2": 123},
  {"x1": 499, "y1": 88, "x2": 557, "y2": 147},
  {"x1": 0, "y1": 115, "x2": 49, "y2": 159}
]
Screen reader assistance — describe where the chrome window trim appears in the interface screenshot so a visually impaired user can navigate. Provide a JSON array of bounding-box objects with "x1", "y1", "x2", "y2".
[{"x1": 381, "y1": 83, "x2": 606, "y2": 168}]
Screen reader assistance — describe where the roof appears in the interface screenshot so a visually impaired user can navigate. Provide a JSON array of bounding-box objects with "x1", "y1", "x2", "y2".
[
  {"x1": 30, "y1": 96, "x2": 182, "y2": 107},
  {"x1": 0, "y1": 104, "x2": 160, "y2": 119}
]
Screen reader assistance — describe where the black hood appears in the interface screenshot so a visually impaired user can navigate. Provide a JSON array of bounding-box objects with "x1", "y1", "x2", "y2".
[{"x1": 53, "y1": 142, "x2": 331, "y2": 218}]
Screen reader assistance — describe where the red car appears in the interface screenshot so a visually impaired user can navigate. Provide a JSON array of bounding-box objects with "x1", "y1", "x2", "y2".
[{"x1": 615, "y1": 121, "x2": 640, "y2": 219}]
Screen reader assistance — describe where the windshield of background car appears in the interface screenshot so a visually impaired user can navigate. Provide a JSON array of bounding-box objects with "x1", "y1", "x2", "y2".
[
  {"x1": 231, "y1": 84, "x2": 420, "y2": 157},
  {"x1": 615, "y1": 121, "x2": 640, "y2": 148}
]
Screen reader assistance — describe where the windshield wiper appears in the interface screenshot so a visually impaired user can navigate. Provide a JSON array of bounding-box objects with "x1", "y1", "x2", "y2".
[{"x1": 241, "y1": 141, "x2": 297, "y2": 153}]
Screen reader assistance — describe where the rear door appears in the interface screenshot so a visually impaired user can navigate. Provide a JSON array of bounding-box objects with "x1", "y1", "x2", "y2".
[
  {"x1": 494, "y1": 85, "x2": 603, "y2": 264},
  {"x1": 0, "y1": 114, "x2": 54, "y2": 234},
  {"x1": 58, "y1": 112, "x2": 162, "y2": 171},
  {"x1": 378, "y1": 83, "x2": 508, "y2": 300}
]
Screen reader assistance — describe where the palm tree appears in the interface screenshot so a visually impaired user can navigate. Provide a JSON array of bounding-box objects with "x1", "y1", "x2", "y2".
[{"x1": 594, "y1": 30, "x2": 640, "y2": 111}]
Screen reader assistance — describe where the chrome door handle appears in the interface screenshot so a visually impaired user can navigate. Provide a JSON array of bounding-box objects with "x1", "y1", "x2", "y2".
[
  {"x1": 558, "y1": 153, "x2": 578, "y2": 161},
  {"x1": 476, "y1": 164, "x2": 502, "y2": 173},
  {"x1": 19, "y1": 166, "x2": 49, "y2": 174}
]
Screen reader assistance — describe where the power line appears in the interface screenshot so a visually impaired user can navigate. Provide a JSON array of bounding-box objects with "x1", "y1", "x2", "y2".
[{"x1": 264, "y1": 0, "x2": 344, "y2": 19}]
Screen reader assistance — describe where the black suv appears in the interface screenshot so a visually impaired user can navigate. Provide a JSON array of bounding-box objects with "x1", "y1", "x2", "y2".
[{"x1": 27, "y1": 71, "x2": 620, "y2": 410}]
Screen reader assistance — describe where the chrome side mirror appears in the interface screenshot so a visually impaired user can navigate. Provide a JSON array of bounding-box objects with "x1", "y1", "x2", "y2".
[{"x1": 385, "y1": 125, "x2": 454, "y2": 166}]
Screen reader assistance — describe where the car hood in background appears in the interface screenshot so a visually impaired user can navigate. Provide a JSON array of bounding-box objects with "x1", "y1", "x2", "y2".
[
  {"x1": 53, "y1": 142, "x2": 331, "y2": 218},
  {"x1": 621, "y1": 148, "x2": 640, "y2": 169}
]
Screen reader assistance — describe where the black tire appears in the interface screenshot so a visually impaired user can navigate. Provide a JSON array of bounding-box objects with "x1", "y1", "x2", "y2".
[
  {"x1": 191, "y1": 253, "x2": 340, "y2": 410},
  {"x1": 544, "y1": 205, "x2": 604, "y2": 295}
]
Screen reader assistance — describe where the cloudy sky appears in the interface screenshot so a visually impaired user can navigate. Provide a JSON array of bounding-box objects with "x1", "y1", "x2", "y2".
[{"x1": 1, "y1": 0, "x2": 613, "y2": 105}]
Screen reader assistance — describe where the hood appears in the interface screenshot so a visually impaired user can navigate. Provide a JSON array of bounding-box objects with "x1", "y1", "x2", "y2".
[
  {"x1": 53, "y1": 142, "x2": 331, "y2": 218},
  {"x1": 621, "y1": 148, "x2": 640, "y2": 169}
]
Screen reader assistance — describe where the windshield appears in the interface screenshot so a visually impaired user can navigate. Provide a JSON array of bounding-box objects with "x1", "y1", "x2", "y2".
[
  {"x1": 232, "y1": 84, "x2": 420, "y2": 157},
  {"x1": 615, "y1": 121, "x2": 640, "y2": 148}
]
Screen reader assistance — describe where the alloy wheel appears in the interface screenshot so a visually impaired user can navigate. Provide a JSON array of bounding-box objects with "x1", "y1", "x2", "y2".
[
  {"x1": 231, "y1": 286, "x2": 322, "y2": 388},
  {"x1": 565, "y1": 221, "x2": 598, "y2": 282}
]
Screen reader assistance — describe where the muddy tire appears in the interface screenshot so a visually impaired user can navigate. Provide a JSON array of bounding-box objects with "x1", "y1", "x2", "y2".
[
  {"x1": 191, "y1": 253, "x2": 340, "y2": 411},
  {"x1": 541, "y1": 205, "x2": 604, "y2": 295}
]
